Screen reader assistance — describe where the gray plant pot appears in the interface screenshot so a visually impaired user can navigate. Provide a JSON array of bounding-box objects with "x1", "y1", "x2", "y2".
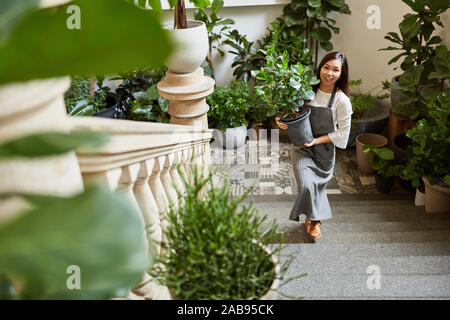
[
  {"x1": 347, "y1": 100, "x2": 390, "y2": 148},
  {"x1": 212, "y1": 125, "x2": 248, "y2": 149},
  {"x1": 280, "y1": 108, "x2": 313, "y2": 147}
]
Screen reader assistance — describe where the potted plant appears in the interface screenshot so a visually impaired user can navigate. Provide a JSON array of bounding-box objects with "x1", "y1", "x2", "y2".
[
  {"x1": 149, "y1": 168, "x2": 304, "y2": 299},
  {"x1": 207, "y1": 81, "x2": 251, "y2": 149},
  {"x1": 193, "y1": 0, "x2": 235, "y2": 80},
  {"x1": 346, "y1": 79, "x2": 391, "y2": 147},
  {"x1": 363, "y1": 145, "x2": 400, "y2": 194},
  {"x1": 355, "y1": 133, "x2": 388, "y2": 174},
  {"x1": 399, "y1": 90, "x2": 450, "y2": 213},
  {"x1": 147, "y1": 0, "x2": 211, "y2": 74},
  {"x1": 280, "y1": 0, "x2": 351, "y2": 65},
  {"x1": 225, "y1": 19, "x2": 313, "y2": 85},
  {"x1": 379, "y1": 0, "x2": 449, "y2": 120},
  {"x1": 253, "y1": 48, "x2": 320, "y2": 147}
]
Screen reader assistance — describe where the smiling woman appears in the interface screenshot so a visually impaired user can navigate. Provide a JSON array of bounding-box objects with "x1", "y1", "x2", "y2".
[{"x1": 275, "y1": 52, "x2": 353, "y2": 240}]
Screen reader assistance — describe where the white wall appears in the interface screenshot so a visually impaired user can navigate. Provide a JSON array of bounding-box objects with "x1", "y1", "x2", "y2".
[{"x1": 162, "y1": 0, "x2": 449, "y2": 93}]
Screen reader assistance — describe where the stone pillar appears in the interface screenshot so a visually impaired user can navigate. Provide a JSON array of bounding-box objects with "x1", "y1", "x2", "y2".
[{"x1": 157, "y1": 67, "x2": 214, "y2": 130}]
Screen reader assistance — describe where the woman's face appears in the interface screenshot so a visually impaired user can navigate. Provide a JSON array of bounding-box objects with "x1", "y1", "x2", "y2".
[{"x1": 320, "y1": 58, "x2": 342, "y2": 88}]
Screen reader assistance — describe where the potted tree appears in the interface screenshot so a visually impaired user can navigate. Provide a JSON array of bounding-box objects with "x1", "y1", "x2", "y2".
[
  {"x1": 280, "y1": 0, "x2": 351, "y2": 66},
  {"x1": 347, "y1": 79, "x2": 391, "y2": 147},
  {"x1": 379, "y1": 0, "x2": 450, "y2": 128},
  {"x1": 207, "y1": 81, "x2": 251, "y2": 149},
  {"x1": 147, "y1": 0, "x2": 211, "y2": 74},
  {"x1": 253, "y1": 48, "x2": 320, "y2": 147},
  {"x1": 399, "y1": 90, "x2": 450, "y2": 213},
  {"x1": 149, "y1": 168, "x2": 304, "y2": 299}
]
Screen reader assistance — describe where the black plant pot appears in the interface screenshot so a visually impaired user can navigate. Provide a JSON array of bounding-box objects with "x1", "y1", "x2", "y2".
[
  {"x1": 375, "y1": 173, "x2": 395, "y2": 194},
  {"x1": 392, "y1": 132, "x2": 414, "y2": 164},
  {"x1": 398, "y1": 177, "x2": 415, "y2": 193},
  {"x1": 280, "y1": 108, "x2": 313, "y2": 147},
  {"x1": 93, "y1": 102, "x2": 120, "y2": 119}
]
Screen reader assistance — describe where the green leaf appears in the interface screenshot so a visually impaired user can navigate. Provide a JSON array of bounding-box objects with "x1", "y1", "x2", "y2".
[
  {"x1": 0, "y1": 131, "x2": 110, "y2": 159},
  {"x1": 0, "y1": 0, "x2": 39, "y2": 43},
  {"x1": 211, "y1": 0, "x2": 224, "y2": 15},
  {"x1": 146, "y1": 84, "x2": 160, "y2": 100},
  {"x1": 327, "y1": 0, "x2": 346, "y2": 8},
  {"x1": 399, "y1": 14, "x2": 420, "y2": 38},
  {"x1": 147, "y1": 0, "x2": 162, "y2": 15},
  {"x1": 0, "y1": 184, "x2": 150, "y2": 299},
  {"x1": 302, "y1": 90, "x2": 315, "y2": 101},
  {"x1": 307, "y1": 0, "x2": 322, "y2": 8},
  {"x1": 311, "y1": 27, "x2": 332, "y2": 41},
  {"x1": 0, "y1": 0, "x2": 173, "y2": 85}
]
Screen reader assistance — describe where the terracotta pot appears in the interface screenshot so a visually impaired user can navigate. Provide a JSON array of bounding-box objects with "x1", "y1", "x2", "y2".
[
  {"x1": 355, "y1": 133, "x2": 388, "y2": 174},
  {"x1": 423, "y1": 177, "x2": 450, "y2": 214}
]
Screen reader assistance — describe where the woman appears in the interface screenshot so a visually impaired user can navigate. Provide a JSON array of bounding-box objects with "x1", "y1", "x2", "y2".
[{"x1": 276, "y1": 52, "x2": 352, "y2": 240}]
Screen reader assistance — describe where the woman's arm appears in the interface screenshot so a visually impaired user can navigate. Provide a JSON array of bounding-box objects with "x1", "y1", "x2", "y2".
[{"x1": 293, "y1": 135, "x2": 331, "y2": 149}]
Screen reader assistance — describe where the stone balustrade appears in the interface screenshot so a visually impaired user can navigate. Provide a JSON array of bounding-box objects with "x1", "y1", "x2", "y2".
[{"x1": 70, "y1": 116, "x2": 213, "y2": 299}]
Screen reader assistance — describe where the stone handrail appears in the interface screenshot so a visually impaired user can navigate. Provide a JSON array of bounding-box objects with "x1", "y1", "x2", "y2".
[{"x1": 70, "y1": 116, "x2": 213, "y2": 299}]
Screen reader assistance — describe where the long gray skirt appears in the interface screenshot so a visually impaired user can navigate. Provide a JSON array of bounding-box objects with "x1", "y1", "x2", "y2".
[{"x1": 289, "y1": 142, "x2": 335, "y2": 222}]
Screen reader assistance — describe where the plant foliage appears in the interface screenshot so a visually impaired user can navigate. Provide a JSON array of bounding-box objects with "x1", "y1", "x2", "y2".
[
  {"x1": 207, "y1": 81, "x2": 252, "y2": 131},
  {"x1": 254, "y1": 48, "x2": 319, "y2": 119},
  {"x1": 150, "y1": 168, "x2": 304, "y2": 300}
]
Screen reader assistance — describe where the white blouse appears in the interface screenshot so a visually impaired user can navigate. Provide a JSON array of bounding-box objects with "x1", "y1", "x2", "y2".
[{"x1": 307, "y1": 88, "x2": 353, "y2": 149}]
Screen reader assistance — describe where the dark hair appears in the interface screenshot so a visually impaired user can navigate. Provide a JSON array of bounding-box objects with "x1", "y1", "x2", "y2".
[{"x1": 312, "y1": 52, "x2": 349, "y2": 97}]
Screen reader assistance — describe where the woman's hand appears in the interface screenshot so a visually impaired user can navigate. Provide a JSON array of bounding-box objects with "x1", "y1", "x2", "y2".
[
  {"x1": 275, "y1": 117, "x2": 288, "y2": 130},
  {"x1": 293, "y1": 138, "x2": 316, "y2": 149}
]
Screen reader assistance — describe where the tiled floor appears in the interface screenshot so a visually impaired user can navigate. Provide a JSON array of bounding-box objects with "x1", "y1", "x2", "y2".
[{"x1": 211, "y1": 140, "x2": 407, "y2": 196}]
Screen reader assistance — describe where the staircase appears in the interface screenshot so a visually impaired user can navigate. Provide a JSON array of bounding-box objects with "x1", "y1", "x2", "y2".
[{"x1": 242, "y1": 193, "x2": 450, "y2": 300}]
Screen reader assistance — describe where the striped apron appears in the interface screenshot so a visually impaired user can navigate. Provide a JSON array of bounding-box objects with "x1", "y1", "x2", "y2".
[{"x1": 289, "y1": 87, "x2": 337, "y2": 222}]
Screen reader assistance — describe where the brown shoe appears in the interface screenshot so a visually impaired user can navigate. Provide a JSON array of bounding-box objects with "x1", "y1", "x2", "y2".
[
  {"x1": 305, "y1": 217, "x2": 311, "y2": 234},
  {"x1": 310, "y1": 221, "x2": 321, "y2": 239}
]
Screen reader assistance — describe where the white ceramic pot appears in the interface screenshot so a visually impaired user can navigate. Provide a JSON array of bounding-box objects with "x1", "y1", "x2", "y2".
[
  {"x1": 415, "y1": 188, "x2": 425, "y2": 206},
  {"x1": 163, "y1": 20, "x2": 208, "y2": 74},
  {"x1": 222, "y1": 125, "x2": 248, "y2": 149}
]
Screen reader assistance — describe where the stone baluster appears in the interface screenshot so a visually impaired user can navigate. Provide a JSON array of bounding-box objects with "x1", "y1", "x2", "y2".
[
  {"x1": 117, "y1": 164, "x2": 143, "y2": 218},
  {"x1": 183, "y1": 147, "x2": 193, "y2": 184},
  {"x1": 170, "y1": 150, "x2": 185, "y2": 198},
  {"x1": 133, "y1": 159, "x2": 163, "y2": 256},
  {"x1": 148, "y1": 156, "x2": 170, "y2": 245},
  {"x1": 148, "y1": 157, "x2": 170, "y2": 215},
  {"x1": 160, "y1": 153, "x2": 178, "y2": 210}
]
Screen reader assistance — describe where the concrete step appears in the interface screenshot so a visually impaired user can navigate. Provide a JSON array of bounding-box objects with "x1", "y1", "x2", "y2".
[
  {"x1": 278, "y1": 274, "x2": 450, "y2": 299},
  {"x1": 273, "y1": 221, "x2": 450, "y2": 233},
  {"x1": 282, "y1": 254, "x2": 450, "y2": 275},
  {"x1": 250, "y1": 204, "x2": 427, "y2": 214},
  {"x1": 284, "y1": 230, "x2": 450, "y2": 244},
  {"x1": 279, "y1": 243, "x2": 450, "y2": 258},
  {"x1": 256, "y1": 209, "x2": 450, "y2": 223}
]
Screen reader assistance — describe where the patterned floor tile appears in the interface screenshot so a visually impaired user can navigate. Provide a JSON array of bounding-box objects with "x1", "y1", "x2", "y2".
[{"x1": 211, "y1": 140, "x2": 407, "y2": 196}]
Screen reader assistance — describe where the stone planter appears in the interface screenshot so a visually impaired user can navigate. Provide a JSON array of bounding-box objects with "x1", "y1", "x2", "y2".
[
  {"x1": 280, "y1": 108, "x2": 313, "y2": 147},
  {"x1": 347, "y1": 100, "x2": 390, "y2": 148},
  {"x1": 423, "y1": 177, "x2": 450, "y2": 214},
  {"x1": 213, "y1": 125, "x2": 248, "y2": 149},
  {"x1": 355, "y1": 133, "x2": 388, "y2": 174},
  {"x1": 163, "y1": 20, "x2": 208, "y2": 74}
]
